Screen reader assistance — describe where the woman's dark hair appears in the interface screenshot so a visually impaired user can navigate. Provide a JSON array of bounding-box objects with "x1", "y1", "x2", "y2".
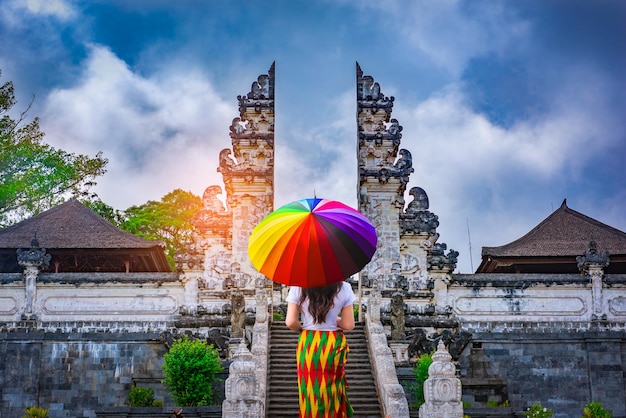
[{"x1": 299, "y1": 282, "x2": 343, "y2": 324}]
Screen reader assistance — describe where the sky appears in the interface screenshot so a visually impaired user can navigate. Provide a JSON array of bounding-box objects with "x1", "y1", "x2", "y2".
[{"x1": 1, "y1": 0, "x2": 625, "y2": 273}]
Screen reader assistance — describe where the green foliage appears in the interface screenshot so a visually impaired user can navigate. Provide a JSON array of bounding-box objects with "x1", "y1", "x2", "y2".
[
  {"x1": 582, "y1": 402, "x2": 612, "y2": 418},
  {"x1": 487, "y1": 399, "x2": 499, "y2": 408},
  {"x1": 127, "y1": 386, "x2": 156, "y2": 407},
  {"x1": 22, "y1": 406, "x2": 49, "y2": 418},
  {"x1": 409, "y1": 351, "x2": 433, "y2": 407},
  {"x1": 272, "y1": 311, "x2": 284, "y2": 321},
  {"x1": 83, "y1": 198, "x2": 125, "y2": 227},
  {"x1": 162, "y1": 336, "x2": 223, "y2": 406},
  {"x1": 462, "y1": 400, "x2": 473, "y2": 409},
  {"x1": 0, "y1": 69, "x2": 108, "y2": 227},
  {"x1": 523, "y1": 403, "x2": 553, "y2": 418},
  {"x1": 121, "y1": 189, "x2": 202, "y2": 269}
]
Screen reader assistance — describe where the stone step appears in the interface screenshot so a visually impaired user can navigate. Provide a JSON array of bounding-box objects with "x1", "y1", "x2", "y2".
[{"x1": 267, "y1": 322, "x2": 382, "y2": 418}]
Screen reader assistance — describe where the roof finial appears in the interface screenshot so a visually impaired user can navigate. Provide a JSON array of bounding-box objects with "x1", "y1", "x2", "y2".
[{"x1": 561, "y1": 198, "x2": 567, "y2": 207}]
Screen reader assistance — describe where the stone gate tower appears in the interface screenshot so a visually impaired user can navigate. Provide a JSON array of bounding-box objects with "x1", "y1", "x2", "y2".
[
  {"x1": 178, "y1": 64, "x2": 275, "y2": 325},
  {"x1": 357, "y1": 62, "x2": 414, "y2": 292}
]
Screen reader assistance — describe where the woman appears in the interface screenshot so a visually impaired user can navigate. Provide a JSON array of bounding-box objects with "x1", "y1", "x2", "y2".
[{"x1": 285, "y1": 280, "x2": 356, "y2": 418}]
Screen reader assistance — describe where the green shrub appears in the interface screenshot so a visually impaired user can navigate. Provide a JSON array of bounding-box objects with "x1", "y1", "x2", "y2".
[
  {"x1": 163, "y1": 336, "x2": 223, "y2": 406},
  {"x1": 272, "y1": 311, "x2": 284, "y2": 321},
  {"x1": 23, "y1": 406, "x2": 49, "y2": 418},
  {"x1": 487, "y1": 399, "x2": 499, "y2": 408},
  {"x1": 582, "y1": 402, "x2": 612, "y2": 418},
  {"x1": 409, "y1": 351, "x2": 433, "y2": 407},
  {"x1": 127, "y1": 386, "x2": 155, "y2": 407},
  {"x1": 523, "y1": 403, "x2": 553, "y2": 418}
]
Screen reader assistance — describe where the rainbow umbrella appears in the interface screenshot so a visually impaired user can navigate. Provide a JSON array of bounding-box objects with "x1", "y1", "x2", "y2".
[{"x1": 248, "y1": 198, "x2": 377, "y2": 288}]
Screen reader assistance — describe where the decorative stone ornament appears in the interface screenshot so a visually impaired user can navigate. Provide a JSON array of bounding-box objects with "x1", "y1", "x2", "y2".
[
  {"x1": 17, "y1": 237, "x2": 51, "y2": 318},
  {"x1": 419, "y1": 340, "x2": 464, "y2": 418},
  {"x1": 222, "y1": 340, "x2": 264, "y2": 417}
]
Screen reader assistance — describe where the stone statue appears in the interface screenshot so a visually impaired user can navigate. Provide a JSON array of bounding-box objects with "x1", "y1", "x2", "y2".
[
  {"x1": 390, "y1": 292, "x2": 406, "y2": 341},
  {"x1": 218, "y1": 148, "x2": 236, "y2": 174},
  {"x1": 230, "y1": 292, "x2": 246, "y2": 339}
]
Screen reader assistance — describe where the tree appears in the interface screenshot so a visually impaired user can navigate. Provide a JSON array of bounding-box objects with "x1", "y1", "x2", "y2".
[
  {"x1": 121, "y1": 189, "x2": 202, "y2": 269},
  {"x1": 0, "y1": 70, "x2": 108, "y2": 226},
  {"x1": 82, "y1": 198, "x2": 125, "y2": 227}
]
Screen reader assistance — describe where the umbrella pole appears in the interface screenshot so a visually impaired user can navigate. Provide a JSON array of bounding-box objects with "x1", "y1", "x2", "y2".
[{"x1": 357, "y1": 272, "x2": 363, "y2": 323}]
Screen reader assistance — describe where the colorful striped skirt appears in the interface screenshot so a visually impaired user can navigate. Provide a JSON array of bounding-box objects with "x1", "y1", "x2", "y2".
[{"x1": 296, "y1": 329, "x2": 354, "y2": 418}]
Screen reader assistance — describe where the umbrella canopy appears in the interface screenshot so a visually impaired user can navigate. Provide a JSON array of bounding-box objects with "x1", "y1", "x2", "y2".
[{"x1": 248, "y1": 198, "x2": 377, "y2": 288}]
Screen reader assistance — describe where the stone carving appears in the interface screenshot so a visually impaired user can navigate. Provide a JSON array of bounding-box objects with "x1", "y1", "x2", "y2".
[
  {"x1": 218, "y1": 148, "x2": 237, "y2": 174},
  {"x1": 577, "y1": 240, "x2": 610, "y2": 317},
  {"x1": 230, "y1": 291, "x2": 246, "y2": 339},
  {"x1": 357, "y1": 63, "x2": 409, "y2": 196},
  {"x1": 419, "y1": 341, "x2": 463, "y2": 418},
  {"x1": 390, "y1": 292, "x2": 406, "y2": 341},
  {"x1": 201, "y1": 251, "x2": 230, "y2": 290},
  {"x1": 394, "y1": 149, "x2": 413, "y2": 174},
  {"x1": 17, "y1": 236, "x2": 51, "y2": 269},
  {"x1": 356, "y1": 62, "x2": 394, "y2": 108},
  {"x1": 224, "y1": 262, "x2": 251, "y2": 289},
  {"x1": 222, "y1": 340, "x2": 264, "y2": 418},
  {"x1": 18, "y1": 237, "x2": 51, "y2": 317},
  {"x1": 369, "y1": 288, "x2": 382, "y2": 323},
  {"x1": 428, "y1": 243, "x2": 459, "y2": 272},
  {"x1": 255, "y1": 287, "x2": 268, "y2": 323},
  {"x1": 175, "y1": 239, "x2": 204, "y2": 271},
  {"x1": 408, "y1": 187, "x2": 429, "y2": 211},
  {"x1": 400, "y1": 187, "x2": 440, "y2": 235},
  {"x1": 577, "y1": 240, "x2": 610, "y2": 271}
]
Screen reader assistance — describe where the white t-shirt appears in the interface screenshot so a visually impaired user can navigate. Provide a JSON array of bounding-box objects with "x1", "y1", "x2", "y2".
[{"x1": 286, "y1": 282, "x2": 356, "y2": 331}]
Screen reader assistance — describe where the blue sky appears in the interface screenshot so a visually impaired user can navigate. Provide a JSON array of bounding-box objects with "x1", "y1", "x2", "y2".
[{"x1": 1, "y1": 0, "x2": 625, "y2": 273}]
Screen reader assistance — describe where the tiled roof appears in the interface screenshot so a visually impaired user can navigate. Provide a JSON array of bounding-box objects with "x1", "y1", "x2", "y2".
[
  {"x1": 0, "y1": 199, "x2": 162, "y2": 249},
  {"x1": 482, "y1": 200, "x2": 626, "y2": 257}
]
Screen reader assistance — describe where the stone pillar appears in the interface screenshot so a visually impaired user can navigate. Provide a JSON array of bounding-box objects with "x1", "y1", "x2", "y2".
[
  {"x1": 419, "y1": 340, "x2": 463, "y2": 418},
  {"x1": 220, "y1": 63, "x2": 275, "y2": 291},
  {"x1": 577, "y1": 240, "x2": 610, "y2": 319},
  {"x1": 17, "y1": 237, "x2": 51, "y2": 319},
  {"x1": 222, "y1": 340, "x2": 264, "y2": 418},
  {"x1": 356, "y1": 63, "x2": 412, "y2": 293},
  {"x1": 181, "y1": 273, "x2": 200, "y2": 315}
]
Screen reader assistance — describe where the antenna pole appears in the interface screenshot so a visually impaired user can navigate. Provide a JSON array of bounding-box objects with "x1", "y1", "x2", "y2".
[{"x1": 467, "y1": 218, "x2": 474, "y2": 272}]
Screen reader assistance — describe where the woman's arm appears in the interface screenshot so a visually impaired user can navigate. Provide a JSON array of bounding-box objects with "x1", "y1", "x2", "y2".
[
  {"x1": 285, "y1": 302, "x2": 302, "y2": 332},
  {"x1": 336, "y1": 304, "x2": 355, "y2": 331}
]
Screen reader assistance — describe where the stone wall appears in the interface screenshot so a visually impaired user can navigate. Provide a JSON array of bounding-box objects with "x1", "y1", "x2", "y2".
[
  {"x1": 447, "y1": 273, "x2": 626, "y2": 417},
  {"x1": 0, "y1": 272, "x2": 182, "y2": 324},
  {"x1": 0, "y1": 332, "x2": 169, "y2": 418},
  {"x1": 458, "y1": 330, "x2": 626, "y2": 418},
  {"x1": 0, "y1": 271, "x2": 233, "y2": 418}
]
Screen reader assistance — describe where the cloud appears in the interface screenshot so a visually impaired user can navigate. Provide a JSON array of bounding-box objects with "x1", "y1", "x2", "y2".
[
  {"x1": 4, "y1": 0, "x2": 76, "y2": 21},
  {"x1": 41, "y1": 44, "x2": 236, "y2": 208}
]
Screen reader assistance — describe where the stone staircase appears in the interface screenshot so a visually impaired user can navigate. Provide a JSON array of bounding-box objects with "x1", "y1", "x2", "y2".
[{"x1": 267, "y1": 322, "x2": 383, "y2": 418}]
